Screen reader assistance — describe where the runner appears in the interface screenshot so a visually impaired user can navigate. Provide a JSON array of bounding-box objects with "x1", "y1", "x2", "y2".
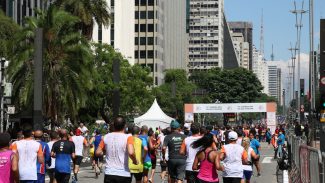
[
  {"x1": 249, "y1": 132, "x2": 261, "y2": 177},
  {"x1": 219, "y1": 131, "x2": 248, "y2": 183},
  {"x1": 162, "y1": 120, "x2": 186, "y2": 183},
  {"x1": 138, "y1": 125, "x2": 151, "y2": 183},
  {"x1": 34, "y1": 130, "x2": 51, "y2": 183},
  {"x1": 71, "y1": 129, "x2": 89, "y2": 182},
  {"x1": 192, "y1": 133, "x2": 222, "y2": 183},
  {"x1": 241, "y1": 137, "x2": 259, "y2": 183},
  {"x1": 89, "y1": 129, "x2": 103, "y2": 178},
  {"x1": 95, "y1": 116, "x2": 138, "y2": 183},
  {"x1": 224, "y1": 125, "x2": 231, "y2": 145},
  {"x1": 51, "y1": 129, "x2": 76, "y2": 183},
  {"x1": 47, "y1": 131, "x2": 59, "y2": 183},
  {"x1": 148, "y1": 129, "x2": 159, "y2": 183},
  {"x1": 11, "y1": 125, "x2": 44, "y2": 183},
  {"x1": 0, "y1": 133, "x2": 19, "y2": 183},
  {"x1": 158, "y1": 128, "x2": 171, "y2": 183},
  {"x1": 78, "y1": 122, "x2": 89, "y2": 136},
  {"x1": 179, "y1": 122, "x2": 201, "y2": 183},
  {"x1": 128, "y1": 126, "x2": 144, "y2": 183}
]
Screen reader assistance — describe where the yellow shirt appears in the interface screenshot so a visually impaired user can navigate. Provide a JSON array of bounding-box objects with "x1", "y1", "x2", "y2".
[{"x1": 128, "y1": 136, "x2": 144, "y2": 173}]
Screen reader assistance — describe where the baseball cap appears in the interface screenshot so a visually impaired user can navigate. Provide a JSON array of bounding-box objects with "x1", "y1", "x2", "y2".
[
  {"x1": 170, "y1": 120, "x2": 180, "y2": 129},
  {"x1": 184, "y1": 123, "x2": 191, "y2": 129},
  {"x1": 228, "y1": 131, "x2": 238, "y2": 140},
  {"x1": 75, "y1": 129, "x2": 82, "y2": 136}
]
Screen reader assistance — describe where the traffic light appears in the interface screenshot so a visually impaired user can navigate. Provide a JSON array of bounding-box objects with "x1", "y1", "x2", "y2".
[
  {"x1": 300, "y1": 89, "x2": 304, "y2": 97},
  {"x1": 321, "y1": 93, "x2": 325, "y2": 109}
]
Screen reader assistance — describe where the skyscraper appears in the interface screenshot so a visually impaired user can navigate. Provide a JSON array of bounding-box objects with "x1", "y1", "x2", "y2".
[
  {"x1": 228, "y1": 22, "x2": 253, "y2": 70},
  {"x1": 188, "y1": 0, "x2": 225, "y2": 72},
  {"x1": 231, "y1": 31, "x2": 250, "y2": 69}
]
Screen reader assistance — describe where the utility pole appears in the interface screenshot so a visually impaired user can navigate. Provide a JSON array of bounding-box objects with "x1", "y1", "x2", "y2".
[
  {"x1": 319, "y1": 19, "x2": 325, "y2": 152},
  {"x1": 33, "y1": 28, "x2": 43, "y2": 130},
  {"x1": 289, "y1": 44, "x2": 298, "y2": 112},
  {"x1": 291, "y1": 1, "x2": 307, "y2": 123},
  {"x1": 0, "y1": 58, "x2": 5, "y2": 132},
  {"x1": 283, "y1": 89, "x2": 286, "y2": 116}
]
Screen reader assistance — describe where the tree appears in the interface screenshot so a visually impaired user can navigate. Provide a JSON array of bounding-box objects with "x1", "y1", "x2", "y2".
[
  {"x1": 78, "y1": 43, "x2": 154, "y2": 124},
  {"x1": 191, "y1": 67, "x2": 264, "y2": 103},
  {"x1": 0, "y1": 10, "x2": 20, "y2": 58},
  {"x1": 153, "y1": 69, "x2": 196, "y2": 121},
  {"x1": 54, "y1": 0, "x2": 110, "y2": 39},
  {"x1": 7, "y1": 7, "x2": 94, "y2": 124}
]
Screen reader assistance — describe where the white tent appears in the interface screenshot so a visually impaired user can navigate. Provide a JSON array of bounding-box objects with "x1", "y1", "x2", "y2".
[{"x1": 134, "y1": 99, "x2": 174, "y2": 129}]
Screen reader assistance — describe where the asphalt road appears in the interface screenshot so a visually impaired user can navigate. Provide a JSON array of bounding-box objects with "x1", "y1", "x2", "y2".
[{"x1": 46, "y1": 142, "x2": 280, "y2": 183}]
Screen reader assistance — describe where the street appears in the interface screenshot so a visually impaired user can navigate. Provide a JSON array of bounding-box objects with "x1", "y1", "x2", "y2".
[{"x1": 46, "y1": 142, "x2": 280, "y2": 183}]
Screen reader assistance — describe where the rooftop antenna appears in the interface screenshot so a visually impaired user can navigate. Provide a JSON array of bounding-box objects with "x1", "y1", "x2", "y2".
[
  {"x1": 260, "y1": 9, "x2": 264, "y2": 59},
  {"x1": 271, "y1": 44, "x2": 275, "y2": 61}
]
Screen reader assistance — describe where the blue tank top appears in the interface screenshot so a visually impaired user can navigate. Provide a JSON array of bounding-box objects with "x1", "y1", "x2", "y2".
[{"x1": 94, "y1": 135, "x2": 102, "y2": 150}]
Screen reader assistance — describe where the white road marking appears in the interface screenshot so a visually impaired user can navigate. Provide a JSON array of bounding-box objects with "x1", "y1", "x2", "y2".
[
  {"x1": 283, "y1": 170, "x2": 289, "y2": 183},
  {"x1": 262, "y1": 157, "x2": 273, "y2": 163}
]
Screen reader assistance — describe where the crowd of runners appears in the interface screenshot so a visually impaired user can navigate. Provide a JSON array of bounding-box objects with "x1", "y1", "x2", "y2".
[{"x1": 0, "y1": 116, "x2": 288, "y2": 183}]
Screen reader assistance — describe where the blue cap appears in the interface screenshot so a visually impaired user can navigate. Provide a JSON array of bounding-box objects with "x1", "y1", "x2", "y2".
[{"x1": 170, "y1": 120, "x2": 180, "y2": 129}]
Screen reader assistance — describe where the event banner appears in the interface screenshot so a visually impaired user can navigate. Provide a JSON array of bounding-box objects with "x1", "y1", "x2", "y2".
[{"x1": 192, "y1": 103, "x2": 267, "y2": 113}]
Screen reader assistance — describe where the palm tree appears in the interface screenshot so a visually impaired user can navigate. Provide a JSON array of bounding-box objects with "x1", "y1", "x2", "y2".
[
  {"x1": 7, "y1": 6, "x2": 94, "y2": 124},
  {"x1": 54, "y1": 0, "x2": 110, "y2": 40}
]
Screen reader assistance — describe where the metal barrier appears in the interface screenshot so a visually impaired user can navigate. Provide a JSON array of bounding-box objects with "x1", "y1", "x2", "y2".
[{"x1": 299, "y1": 145, "x2": 322, "y2": 183}]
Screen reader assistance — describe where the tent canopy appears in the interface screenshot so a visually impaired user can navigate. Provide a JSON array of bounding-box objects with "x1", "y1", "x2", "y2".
[{"x1": 134, "y1": 99, "x2": 174, "y2": 129}]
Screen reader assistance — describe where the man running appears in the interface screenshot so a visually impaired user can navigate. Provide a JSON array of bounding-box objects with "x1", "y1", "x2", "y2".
[
  {"x1": 138, "y1": 125, "x2": 151, "y2": 183},
  {"x1": 162, "y1": 120, "x2": 186, "y2": 183},
  {"x1": 51, "y1": 129, "x2": 76, "y2": 183},
  {"x1": 0, "y1": 133, "x2": 19, "y2": 183},
  {"x1": 11, "y1": 125, "x2": 44, "y2": 183},
  {"x1": 180, "y1": 122, "x2": 201, "y2": 183},
  {"x1": 95, "y1": 116, "x2": 138, "y2": 183},
  {"x1": 34, "y1": 130, "x2": 51, "y2": 183},
  {"x1": 89, "y1": 129, "x2": 103, "y2": 177},
  {"x1": 71, "y1": 129, "x2": 89, "y2": 182},
  {"x1": 128, "y1": 126, "x2": 144, "y2": 183},
  {"x1": 47, "y1": 131, "x2": 59, "y2": 183},
  {"x1": 219, "y1": 131, "x2": 248, "y2": 183}
]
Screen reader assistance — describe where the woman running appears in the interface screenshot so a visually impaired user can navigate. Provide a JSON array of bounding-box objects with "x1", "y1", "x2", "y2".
[
  {"x1": 242, "y1": 137, "x2": 259, "y2": 183},
  {"x1": 192, "y1": 133, "x2": 222, "y2": 183}
]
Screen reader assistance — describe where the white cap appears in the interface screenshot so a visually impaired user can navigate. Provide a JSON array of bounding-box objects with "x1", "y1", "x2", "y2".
[
  {"x1": 184, "y1": 123, "x2": 191, "y2": 129},
  {"x1": 228, "y1": 131, "x2": 238, "y2": 140}
]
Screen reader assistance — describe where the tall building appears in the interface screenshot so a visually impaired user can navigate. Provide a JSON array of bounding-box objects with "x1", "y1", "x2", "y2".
[
  {"x1": 93, "y1": 0, "x2": 164, "y2": 86},
  {"x1": 188, "y1": 0, "x2": 225, "y2": 72},
  {"x1": 228, "y1": 22, "x2": 253, "y2": 70},
  {"x1": 277, "y1": 68, "x2": 282, "y2": 104},
  {"x1": 231, "y1": 31, "x2": 250, "y2": 69},
  {"x1": 1, "y1": 0, "x2": 49, "y2": 25},
  {"x1": 164, "y1": 0, "x2": 188, "y2": 70},
  {"x1": 253, "y1": 46, "x2": 268, "y2": 94}
]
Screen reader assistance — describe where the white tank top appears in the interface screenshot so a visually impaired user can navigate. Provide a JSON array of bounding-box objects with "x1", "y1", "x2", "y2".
[
  {"x1": 103, "y1": 133, "x2": 132, "y2": 177},
  {"x1": 71, "y1": 136, "x2": 85, "y2": 156},
  {"x1": 184, "y1": 136, "x2": 201, "y2": 171},
  {"x1": 222, "y1": 144, "x2": 245, "y2": 178}
]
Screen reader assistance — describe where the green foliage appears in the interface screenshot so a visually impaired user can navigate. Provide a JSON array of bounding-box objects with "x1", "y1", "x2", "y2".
[
  {"x1": 78, "y1": 43, "x2": 154, "y2": 123},
  {"x1": 0, "y1": 10, "x2": 20, "y2": 58},
  {"x1": 7, "y1": 6, "x2": 94, "y2": 123},
  {"x1": 54, "y1": 0, "x2": 110, "y2": 39},
  {"x1": 153, "y1": 69, "x2": 196, "y2": 121},
  {"x1": 190, "y1": 67, "x2": 264, "y2": 103}
]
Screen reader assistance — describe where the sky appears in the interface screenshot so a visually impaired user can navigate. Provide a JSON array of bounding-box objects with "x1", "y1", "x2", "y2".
[
  {"x1": 225, "y1": 0, "x2": 324, "y2": 96},
  {"x1": 225, "y1": 0, "x2": 324, "y2": 61}
]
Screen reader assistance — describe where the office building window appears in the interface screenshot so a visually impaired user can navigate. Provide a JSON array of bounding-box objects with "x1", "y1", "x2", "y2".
[
  {"x1": 147, "y1": 37, "x2": 154, "y2": 45},
  {"x1": 148, "y1": 0, "x2": 154, "y2": 6},
  {"x1": 111, "y1": 0, "x2": 114, "y2": 6},
  {"x1": 135, "y1": 51, "x2": 139, "y2": 59},
  {"x1": 140, "y1": 0, "x2": 146, "y2": 6},
  {"x1": 140, "y1": 37, "x2": 146, "y2": 45},
  {"x1": 140, "y1": 24, "x2": 146, "y2": 32},
  {"x1": 135, "y1": 24, "x2": 139, "y2": 32},
  {"x1": 147, "y1": 50, "x2": 154, "y2": 58},
  {"x1": 148, "y1": 24, "x2": 154, "y2": 32},
  {"x1": 135, "y1": 37, "x2": 139, "y2": 45},
  {"x1": 148, "y1": 11, "x2": 154, "y2": 19},
  {"x1": 135, "y1": 11, "x2": 139, "y2": 19},
  {"x1": 140, "y1": 11, "x2": 146, "y2": 19},
  {"x1": 135, "y1": 0, "x2": 139, "y2": 6},
  {"x1": 140, "y1": 51, "x2": 146, "y2": 58}
]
